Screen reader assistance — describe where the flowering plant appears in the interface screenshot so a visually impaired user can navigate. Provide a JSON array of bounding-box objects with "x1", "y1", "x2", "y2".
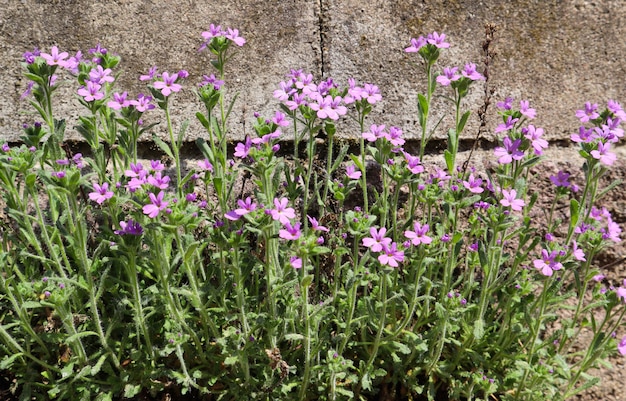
[{"x1": 1, "y1": 27, "x2": 624, "y2": 401}]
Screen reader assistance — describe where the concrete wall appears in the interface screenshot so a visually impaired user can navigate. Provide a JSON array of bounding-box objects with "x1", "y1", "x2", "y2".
[{"x1": 1, "y1": 0, "x2": 625, "y2": 146}]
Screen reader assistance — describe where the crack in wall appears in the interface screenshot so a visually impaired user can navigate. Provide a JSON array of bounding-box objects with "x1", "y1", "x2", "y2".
[{"x1": 317, "y1": 0, "x2": 328, "y2": 78}]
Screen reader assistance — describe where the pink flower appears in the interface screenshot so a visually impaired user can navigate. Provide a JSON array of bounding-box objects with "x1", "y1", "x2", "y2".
[
  {"x1": 197, "y1": 159, "x2": 214, "y2": 172},
  {"x1": 143, "y1": 191, "x2": 169, "y2": 218},
  {"x1": 225, "y1": 197, "x2": 257, "y2": 221},
  {"x1": 404, "y1": 222, "x2": 432, "y2": 246},
  {"x1": 362, "y1": 227, "x2": 392, "y2": 253},
  {"x1": 290, "y1": 256, "x2": 303, "y2": 270},
  {"x1": 427, "y1": 32, "x2": 450, "y2": 48},
  {"x1": 307, "y1": 216, "x2": 329, "y2": 232},
  {"x1": 77, "y1": 81, "x2": 104, "y2": 102},
  {"x1": 309, "y1": 94, "x2": 347, "y2": 120},
  {"x1": 590, "y1": 142, "x2": 617, "y2": 166},
  {"x1": 108, "y1": 92, "x2": 130, "y2": 110},
  {"x1": 571, "y1": 240, "x2": 586, "y2": 261},
  {"x1": 519, "y1": 100, "x2": 536, "y2": 119},
  {"x1": 523, "y1": 125, "x2": 548, "y2": 155},
  {"x1": 345, "y1": 164, "x2": 361, "y2": 180},
  {"x1": 533, "y1": 249, "x2": 563, "y2": 277},
  {"x1": 404, "y1": 152, "x2": 424, "y2": 174},
  {"x1": 40, "y1": 46, "x2": 68, "y2": 67},
  {"x1": 279, "y1": 222, "x2": 302, "y2": 240},
  {"x1": 89, "y1": 182, "x2": 114, "y2": 205},
  {"x1": 378, "y1": 242, "x2": 404, "y2": 267},
  {"x1": 153, "y1": 72, "x2": 182, "y2": 97},
  {"x1": 269, "y1": 198, "x2": 296, "y2": 225},
  {"x1": 405, "y1": 36, "x2": 427, "y2": 53},
  {"x1": 436, "y1": 66, "x2": 460, "y2": 86},
  {"x1": 494, "y1": 137, "x2": 524, "y2": 164},
  {"x1": 462, "y1": 174, "x2": 484, "y2": 193},
  {"x1": 225, "y1": 28, "x2": 246, "y2": 46},
  {"x1": 461, "y1": 63, "x2": 484, "y2": 81},
  {"x1": 500, "y1": 189, "x2": 525, "y2": 211},
  {"x1": 362, "y1": 124, "x2": 386, "y2": 142},
  {"x1": 575, "y1": 102, "x2": 599, "y2": 123}
]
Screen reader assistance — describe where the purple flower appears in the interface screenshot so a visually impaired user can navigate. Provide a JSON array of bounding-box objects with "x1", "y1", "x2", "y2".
[
  {"x1": 201, "y1": 24, "x2": 224, "y2": 41},
  {"x1": 200, "y1": 74, "x2": 224, "y2": 90},
  {"x1": 273, "y1": 81, "x2": 294, "y2": 101},
  {"x1": 197, "y1": 159, "x2": 214, "y2": 172},
  {"x1": 21, "y1": 81, "x2": 34, "y2": 100},
  {"x1": 225, "y1": 197, "x2": 257, "y2": 221},
  {"x1": 405, "y1": 36, "x2": 427, "y2": 53},
  {"x1": 523, "y1": 125, "x2": 548, "y2": 155},
  {"x1": 495, "y1": 116, "x2": 519, "y2": 134},
  {"x1": 225, "y1": 28, "x2": 246, "y2": 46},
  {"x1": 362, "y1": 83, "x2": 382, "y2": 104},
  {"x1": 114, "y1": 219, "x2": 144, "y2": 236},
  {"x1": 147, "y1": 172, "x2": 170, "y2": 190},
  {"x1": 149, "y1": 160, "x2": 165, "y2": 172},
  {"x1": 78, "y1": 81, "x2": 104, "y2": 102},
  {"x1": 290, "y1": 256, "x2": 303, "y2": 270},
  {"x1": 590, "y1": 142, "x2": 617, "y2": 166},
  {"x1": 602, "y1": 217, "x2": 622, "y2": 243},
  {"x1": 129, "y1": 94, "x2": 155, "y2": 112},
  {"x1": 272, "y1": 111, "x2": 290, "y2": 127},
  {"x1": 362, "y1": 227, "x2": 392, "y2": 253},
  {"x1": 362, "y1": 124, "x2": 386, "y2": 142},
  {"x1": 520, "y1": 100, "x2": 536, "y2": 119},
  {"x1": 279, "y1": 222, "x2": 302, "y2": 240},
  {"x1": 533, "y1": 249, "x2": 563, "y2": 277},
  {"x1": 154, "y1": 72, "x2": 182, "y2": 97},
  {"x1": 608, "y1": 99, "x2": 626, "y2": 120},
  {"x1": 496, "y1": 97, "x2": 513, "y2": 110},
  {"x1": 575, "y1": 102, "x2": 599, "y2": 123},
  {"x1": 309, "y1": 94, "x2": 347, "y2": 120},
  {"x1": 269, "y1": 197, "x2": 296, "y2": 225},
  {"x1": 89, "y1": 182, "x2": 114, "y2": 205},
  {"x1": 345, "y1": 164, "x2": 361, "y2": 180},
  {"x1": 234, "y1": 136, "x2": 253, "y2": 159},
  {"x1": 40, "y1": 46, "x2": 68, "y2": 67},
  {"x1": 385, "y1": 126, "x2": 405, "y2": 147},
  {"x1": 404, "y1": 222, "x2": 432, "y2": 246},
  {"x1": 307, "y1": 215, "x2": 329, "y2": 232},
  {"x1": 571, "y1": 240, "x2": 586, "y2": 261},
  {"x1": 500, "y1": 189, "x2": 525, "y2": 211},
  {"x1": 108, "y1": 91, "x2": 130, "y2": 110},
  {"x1": 570, "y1": 126, "x2": 594, "y2": 143},
  {"x1": 143, "y1": 191, "x2": 169, "y2": 218},
  {"x1": 125, "y1": 162, "x2": 145, "y2": 178},
  {"x1": 404, "y1": 152, "x2": 424, "y2": 174},
  {"x1": 427, "y1": 32, "x2": 450, "y2": 48},
  {"x1": 461, "y1": 63, "x2": 484, "y2": 81},
  {"x1": 436, "y1": 66, "x2": 460, "y2": 86},
  {"x1": 550, "y1": 171, "x2": 571, "y2": 188},
  {"x1": 378, "y1": 242, "x2": 404, "y2": 267},
  {"x1": 139, "y1": 66, "x2": 158, "y2": 81},
  {"x1": 494, "y1": 137, "x2": 524, "y2": 164},
  {"x1": 89, "y1": 65, "x2": 114, "y2": 85},
  {"x1": 462, "y1": 174, "x2": 484, "y2": 193}
]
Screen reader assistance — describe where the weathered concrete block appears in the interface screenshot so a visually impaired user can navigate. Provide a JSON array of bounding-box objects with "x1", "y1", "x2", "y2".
[
  {"x1": 326, "y1": 0, "x2": 626, "y2": 142},
  {"x1": 0, "y1": 0, "x2": 320, "y2": 142}
]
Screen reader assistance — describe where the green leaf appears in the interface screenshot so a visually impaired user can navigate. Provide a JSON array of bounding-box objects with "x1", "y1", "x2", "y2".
[
  {"x1": 417, "y1": 93, "x2": 429, "y2": 126},
  {"x1": 457, "y1": 110, "x2": 471, "y2": 134},
  {"x1": 123, "y1": 384, "x2": 142, "y2": 399},
  {"x1": 196, "y1": 112, "x2": 211, "y2": 131},
  {"x1": 153, "y1": 135, "x2": 174, "y2": 159},
  {"x1": 65, "y1": 331, "x2": 100, "y2": 344},
  {"x1": 473, "y1": 319, "x2": 485, "y2": 339},
  {"x1": 444, "y1": 150, "x2": 454, "y2": 173},
  {"x1": 224, "y1": 356, "x2": 238, "y2": 365},
  {"x1": 91, "y1": 354, "x2": 107, "y2": 376},
  {"x1": 284, "y1": 333, "x2": 305, "y2": 341}
]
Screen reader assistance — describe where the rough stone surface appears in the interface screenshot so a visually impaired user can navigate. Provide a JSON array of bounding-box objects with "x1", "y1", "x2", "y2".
[{"x1": 0, "y1": 0, "x2": 320, "y2": 142}]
